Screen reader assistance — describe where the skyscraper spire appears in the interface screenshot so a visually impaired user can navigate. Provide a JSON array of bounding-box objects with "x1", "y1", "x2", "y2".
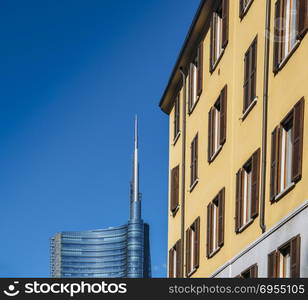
[{"x1": 130, "y1": 115, "x2": 141, "y2": 220}]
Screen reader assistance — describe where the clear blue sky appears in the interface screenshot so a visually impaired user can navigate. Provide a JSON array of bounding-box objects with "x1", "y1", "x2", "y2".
[{"x1": 0, "y1": 0, "x2": 200, "y2": 277}]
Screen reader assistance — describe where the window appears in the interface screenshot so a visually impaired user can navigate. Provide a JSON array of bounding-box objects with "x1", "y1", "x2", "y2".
[
  {"x1": 170, "y1": 165, "x2": 180, "y2": 215},
  {"x1": 210, "y1": 0, "x2": 229, "y2": 72},
  {"x1": 273, "y1": 0, "x2": 308, "y2": 73},
  {"x1": 268, "y1": 235, "x2": 301, "y2": 278},
  {"x1": 237, "y1": 264, "x2": 258, "y2": 278},
  {"x1": 185, "y1": 217, "x2": 200, "y2": 277},
  {"x1": 243, "y1": 36, "x2": 257, "y2": 115},
  {"x1": 235, "y1": 149, "x2": 260, "y2": 233},
  {"x1": 239, "y1": 0, "x2": 254, "y2": 18},
  {"x1": 208, "y1": 85, "x2": 227, "y2": 162},
  {"x1": 174, "y1": 94, "x2": 180, "y2": 142},
  {"x1": 190, "y1": 134, "x2": 198, "y2": 189},
  {"x1": 188, "y1": 42, "x2": 203, "y2": 112},
  {"x1": 270, "y1": 98, "x2": 305, "y2": 202},
  {"x1": 169, "y1": 239, "x2": 182, "y2": 278},
  {"x1": 207, "y1": 188, "x2": 225, "y2": 258}
]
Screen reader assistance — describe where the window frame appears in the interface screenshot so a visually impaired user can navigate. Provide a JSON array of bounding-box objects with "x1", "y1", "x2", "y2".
[
  {"x1": 173, "y1": 93, "x2": 181, "y2": 144},
  {"x1": 170, "y1": 165, "x2": 180, "y2": 216},
  {"x1": 210, "y1": 0, "x2": 229, "y2": 73},
  {"x1": 207, "y1": 188, "x2": 225, "y2": 258},
  {"x1": 235, "y1": 149, "x2": 260, "y2": 233},
  {"x1": 273, "y1": 0, "x2": 308, "y2": 74},
  {"x1": 237, "y1": 263, "x2": 258, "y2": 278},
  {"x1": 188, "y1": 42, "x2": 204, "y2": 114},
  {"x1": 190, "y1": 134, "x2": 199, "y2": 191},
  {"x1": 208, "y1": 85, "x2": 227, "y2": 163},
  {"x1": 242, "y1": 35, "x2": 258, "y2": 118},
  {"x1": 268, "y1": 235, "x2": 301, "y2": 278},
  {"x1": 186, "y1": 218, "x2": 200, "y2": 277},
  {"x1": 169, "y1": 239, "x2": 182, "y2": 278},
  {"x1": 270, "y1": 98, "x2": 305, "y2": 203}
]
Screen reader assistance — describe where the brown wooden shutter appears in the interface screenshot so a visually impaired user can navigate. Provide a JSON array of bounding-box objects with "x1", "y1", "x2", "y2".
[
  {"x1": 194, "y1": 217, "x2": 200, "y2": 269},
  {"x1": 273, "y1": 0, "x2": 282, "y2": 73},
  {"x1": 206, "y1": 203, "x2": 212, "y2": 257},
  {"x1": 243, "y1": 48, "x2": 250, "y2": 112},
  {"x1": 208, "y1": 108, "x2": 213, "y2": 162},
  {"x1": 290, "y1": 235, "x2": 301, "y2": 278},
  {"x1": 210, "y1": 14, "x2": 215, "y2": 72},
  {"x1": 222, "y1": 0, "x2": 229, "y2": 48},
  {"x1": 176, "y1": 240, "x2": 182, "y2": 278},
  {"x1": 235, "y1": 169, "x2": 243, "y2": 232},
  {"x1": 194, "y1": 135, "x2": 198, "y2": 182},
  {"x1": 174, "y1": 94, "x2": 180, "y2": 139},
  {"x1": 189, "y1": 64, "x2": 194, "y2": 112},
  {"x1": 251, "y1": 148, "x2": 260, "y2": 218},
  {"x1": 220, "y1": 85, "x2": 227, "y2": 145},
  {"x1": 270, "y1": 126, "x2": 280, "y2": 201},
  {"x1": 185, "y1": 229, "x2": 190, "y2": 277},
  {"x1": 170, "y1": 165, "x2": 179, "y2": 213},
  {"x1": 268, "y1": 250, "x2": 278, "y2": 278},
  {"x1": 297, "y1": 0, "x2": 308, "y2": 39},
  {"x1": 190, "y1": 139, "x2": 194, "y2": 186},
  {"x1": 250, "y1": 264, "x2": 258, "y2": 278},
  {"x1": 169, "y1": 248, "x2": 174, "y2": 278},
  {"x1": 197, "y1": 42, "x2": 203, "y2": 97},
  {"x1": 218, "y1": 188, "x2": 225, "y2": 247},
  {"x1": 292, "y1": 98, "x2": 305, "y2": 183},
  {"x1": 250, "y1": 37, "x2": 257, "y2": 102},
  {"x1": 239, "y1": 0, "x2": 245, "y2": 18}
]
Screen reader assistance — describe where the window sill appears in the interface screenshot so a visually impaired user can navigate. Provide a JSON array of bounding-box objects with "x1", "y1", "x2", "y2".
[
  {"x1": 173, "y1": 131, "x2": 181, "y2": 146},
  {"x1": 187, "y1": 267, "x2": 197, "y2": 278},
  {"x1": 209, "y1": 144, "x2": 223, "y2": 164},
  {"x1": 274, "y1": 40, "x2": 301, "y2": 75},
  {"x1": 208, "y1": 246, "x2": 221, "y2": 259},
  {"x1": 241, "y1": 97, "x2": 258, "y2": 121},
  {"x1": 273, "y1": 182, "x2": 296, "y2": 203},
  {"x1": 189, "y1": 179, "x2": 199, "y2": 193},
  {"x1": 237, "y1": 218, "x2": 254, "y2": 234},
  {"x1": 210, "y1": 48, "x2": 225, "y2": 74},
  {"x1": 170, "y1": 205, "x2": 180, "y2": 217},
  {"x1": 239, "y1": 0, "x2": 254, "y2": 20},
  {"x1": 188, "y1": 96, "x2": 200, "y2": 116}
]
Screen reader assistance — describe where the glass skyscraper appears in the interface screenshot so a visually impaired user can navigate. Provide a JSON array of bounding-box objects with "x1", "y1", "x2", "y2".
[{"x1": 50, "y1": 117, "x2": 151, "y2": 278}]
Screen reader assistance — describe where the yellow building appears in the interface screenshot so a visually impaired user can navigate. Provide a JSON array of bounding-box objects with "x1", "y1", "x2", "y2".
[{"x1": 159, "y1": 0, "x2": 308, "y2": 278}]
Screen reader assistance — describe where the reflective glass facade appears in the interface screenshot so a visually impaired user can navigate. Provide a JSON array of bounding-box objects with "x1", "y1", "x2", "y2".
[{"x1": 50, "y1": 222, "x2": 150, "y2": 278}]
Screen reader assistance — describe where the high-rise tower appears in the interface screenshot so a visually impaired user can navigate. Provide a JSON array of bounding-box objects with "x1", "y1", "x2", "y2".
[{"x1": 50, "y1": 117, "x2": 151, "y2": 278}]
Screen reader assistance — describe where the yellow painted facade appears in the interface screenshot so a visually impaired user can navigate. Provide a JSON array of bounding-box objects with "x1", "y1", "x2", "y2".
[{"x1": 162, "y1": 0, "x2": 308, "y2": 277}]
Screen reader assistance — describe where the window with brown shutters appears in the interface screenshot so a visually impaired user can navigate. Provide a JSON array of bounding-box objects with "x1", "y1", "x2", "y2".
[
  {"x1": 207, "y1": 188, "x2": 225, "y2": 258},
  {"x1": 173, "y1": 94, "x2": 180, "y2": 142},
  {"x1": 188, "y1": 42, "x2": 204, "y2": 113},
  {"x1": 238, "y1": 264, "x2": 258, "y2": 278},
  {"x1": 270, "y1": 98, "x2": 305, "y2": 202},
  {"x1": 239, "y1": 0, "x2": 254, "y2": 19},
  {"x1": 235, "y1": 149, "x2": 260, "y2": 233},
  {"x1": 273, "y1": 0, "x2": 308, "y2": 73},
  {"x1": 243, "y1": 36, "x2": 257, "y2": 115},
  {"x1": 190, "y1": 134, "x2": 198, "y2": 189},
  {"x1": 185, "y1": 217, "x2": 200, "y2": 277},
  {"x1": 168, "y1": 239, "x2": 182, "y2": 278},
  {"x1": 210, "y1": 0, "x2": 229, "y2": 72},
  {"x1": 208, "y1": 85, "x2": 227, "y2": 162},
  {"x1": 170, "y1": 165, "x2": 180, "y2": 215},
  {"x1": 268, "y1": 235, "x2": 301, "y2": 278}
]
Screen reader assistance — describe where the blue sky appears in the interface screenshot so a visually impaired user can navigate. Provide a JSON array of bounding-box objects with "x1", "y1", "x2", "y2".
[{"x1": 0, "y1": 0, "x2": 200, "y2": 277}]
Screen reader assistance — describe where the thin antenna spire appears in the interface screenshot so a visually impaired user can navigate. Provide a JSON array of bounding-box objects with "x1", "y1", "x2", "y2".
[{"x1": 130, "y1": 115, "x2": 141, "y2": 220}]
